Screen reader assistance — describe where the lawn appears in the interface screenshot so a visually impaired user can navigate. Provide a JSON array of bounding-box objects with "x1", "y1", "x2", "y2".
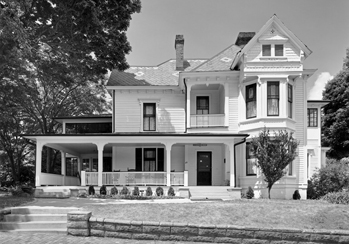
[
  {"x1": 0, "y1": 195, "x2": 35, "y2": 209},
  {"x1": 82, "y1": 199, "x2": 349, "y2": 230}
]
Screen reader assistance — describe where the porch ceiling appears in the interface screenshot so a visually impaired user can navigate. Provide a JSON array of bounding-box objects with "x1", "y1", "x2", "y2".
[{"x1": 46, "y1": 143, "x2": 112, "y2": 155}]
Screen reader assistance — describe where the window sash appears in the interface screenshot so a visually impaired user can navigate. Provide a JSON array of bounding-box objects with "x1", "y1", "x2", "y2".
[
  {"x1": 143, "y1": 103, "x2": 156, "y2": 131},
  {"x1": 246, "y1": 84, "x2": 257, "y2": 119},
  {"x1": 144, "y1": 149, "x2": 156, "y2": 171},
  {"x1": 275, "y1": 44, "x2": 284, "y2": 56},
  {"x1": 267, "y1": 82, "x2": 279, "y2": 116},
  {"x1": 246, "y1": 143, "x2": 257, "y2": 176},
  {"x1": 262, "y1": 45, "x2": 271, "y2": 56},
  {"x1": 308, "y1": 108, "x2": 318, "y2": 127}
]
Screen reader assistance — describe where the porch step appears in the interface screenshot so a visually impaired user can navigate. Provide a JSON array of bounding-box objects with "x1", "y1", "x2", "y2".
[
  {"x1": 187, "y1": 187, "x2": 241, "y2": 200},
  {"x1": 0, "y1": 207, "x2": 81, "y2": 233},
  {"x1": 34, "y1": 189, "x2": 70, "y2": 198},
  {"x1": 5, "y1": 214, "x2": 67, "y2": 222}
]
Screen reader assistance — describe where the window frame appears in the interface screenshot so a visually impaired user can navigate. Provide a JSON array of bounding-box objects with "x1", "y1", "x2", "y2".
[
  {"x1": 246, "y1": 84, "x2": 257, "y2": 119},
  {"x1": 267, "y1": 82, "x2": 280, "y2": 116},
  {"x1": 143, "y1": 103, "x2": 156, "y2": 131},
  {"x1": 307, "y1": 108, "x2": 318, "y2": 127},
  {"x1": 288, "y1": 84, "x2": 293, "y2": 119},
  {"x1": 246, "y1": 142, "x2": 257, "y2": 176}
]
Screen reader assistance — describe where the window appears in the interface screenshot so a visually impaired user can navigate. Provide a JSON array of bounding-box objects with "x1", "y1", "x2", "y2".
[
  {"x1": 275, "y1": 44, "x2": 284, "y2": 56},
  {"x1": 288, "y1": 84, "x2": 293, "y2": 118},
  {"x1": 66, "y1": 123, "x2": 112, "y2": 134},
  {"x1": 288, "y1": 161, "x2": 293, "y2": 176},
  {"x1": 66, "y1": 157, "x2": 78, "y2": 176},
  {"x1": 308, "y1": 108, "x2": 318, "y2": 127},
  {"x1": 246, "y1": 84, "x2": 257, "y2": 119},
  {"x1": 262, "y1": 45, "x2": 271, "y2": 56},
  {"x1": 196, "y1": 96, "x2": 209, "y2": 114},
  {"x1": 246, "y1": 143, "x2": 257, "y2": 176},
  {"x1": 144, "y1": 149, "x2": 156, "y2": 171},
  {"x1": 92, "y1": 158, "x2": 98, "y2": 172},
  {"x1": 267, "y1": 82, "x2": 279, "y2": 116},
  {"x1": 143, "y1": 103, "x2": 156, "y2": 131},
  {"x1": 135, "y1": 148, "x2": 165, "y2": 172},
  {"x1": 82, "y1": 158, "x2": 90, "y2": 171}
]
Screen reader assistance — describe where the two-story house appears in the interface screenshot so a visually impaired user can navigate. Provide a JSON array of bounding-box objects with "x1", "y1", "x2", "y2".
[{"x1": 24, "y1": 15, "x2": 328, "y2": 199}]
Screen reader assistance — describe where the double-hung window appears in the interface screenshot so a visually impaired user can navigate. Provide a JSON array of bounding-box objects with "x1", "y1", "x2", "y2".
[
  {"x1": 288, "y1": 84, "x2": 293, "y2": 118},
  {"x1": 246, "y1": 143, "x2": 257, "y2": 176},
  {"x1": 307, "y1": 108, "x2": 318, "y2": 127},
  {"x1": 262, "y1": 45, "x2": 271, "y2": 56},
  {"x1": 196, "y1": 96, "x2": 209, "y2": 114},
  {"x1": 267, "y1": 82, "x2": 279, "y2": 116},
  {"x1": 246, "y1": 84, "x2": 257, "y2": 119},
  {"x1": 143, "y1": 103, "x2": 156, "y2": 131},
  {"x1": 275, "y1": 44, "x2": 284, "y2": 56},
  {"x1": 144, "y1": 148, "x2": 156, "y2": 171},
  {"x1": 262, "y1": 44, "x2": 284, "y2": 57}
]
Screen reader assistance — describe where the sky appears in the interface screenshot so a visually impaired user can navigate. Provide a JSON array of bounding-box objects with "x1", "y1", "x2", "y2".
[{"x1": 124, "y1": 0, "x2": 349, "y2": 100}]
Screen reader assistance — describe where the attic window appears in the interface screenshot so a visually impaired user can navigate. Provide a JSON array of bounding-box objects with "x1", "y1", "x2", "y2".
[
  {"x1": 262, "y1": 45, "x2": 271, "y2": 56},
  {"x1": 275, "y1": 44, "x2": 284, "y2": 56}
]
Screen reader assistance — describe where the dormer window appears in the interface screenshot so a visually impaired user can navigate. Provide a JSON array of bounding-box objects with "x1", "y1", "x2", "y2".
[
  {"x1": 262, "y1": 45, "x2": 271, "y2": 56},
  {"x1": 262, "y1": 44, "x2": 284, "y2": 57}
]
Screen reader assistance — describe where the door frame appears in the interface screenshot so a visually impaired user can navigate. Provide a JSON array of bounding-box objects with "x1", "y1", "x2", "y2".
[{"x1": 197, "y1": 151, "x2": 212, "y2": 186}]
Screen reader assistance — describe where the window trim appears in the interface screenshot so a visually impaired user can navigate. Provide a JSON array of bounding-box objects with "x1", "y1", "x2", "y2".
[
  {"x1": 288, "y1": 84, "x2": 293, "y2": 119},
  {"x1": 138, "y1": 99, "x2": 160, "y2": 132},
  {"x1": 307, "y1": 108, "x2": 318, "y2": 127},
  {"x1": 246, "y1": 83, "x2": 257, "y2": 119},
  {"x1": 267, "y1": 82, "x2": 280, "y2": 116}
]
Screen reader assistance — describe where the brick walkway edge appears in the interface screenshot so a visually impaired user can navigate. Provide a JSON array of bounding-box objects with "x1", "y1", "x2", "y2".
[{"x1": 67, "y1": 211, "x2": 349, "y2": 244}]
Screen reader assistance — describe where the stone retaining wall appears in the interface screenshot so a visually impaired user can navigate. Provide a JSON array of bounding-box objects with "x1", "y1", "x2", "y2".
[{"x1": 67, "y1": 211, "x2": 349, "y2": 243}]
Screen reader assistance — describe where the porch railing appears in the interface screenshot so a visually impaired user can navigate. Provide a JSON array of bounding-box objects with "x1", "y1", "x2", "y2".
[
  {"x1": 81, "y1": 171, "x2": 187, "y2": 186},
  {"x1": 190, "y1": 114, "x2": 225, "y2": 127}
]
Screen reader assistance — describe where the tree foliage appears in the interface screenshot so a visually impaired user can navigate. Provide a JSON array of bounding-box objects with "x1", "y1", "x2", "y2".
[
  {"x1": 322, "y1": 48, "x2": 349, "y2": 159},
  {"x1": 307, "y1": 159, "x2": 349, "y2": 199},
  {"x1": 250, "y1": 128, "x2": 299, "y2": 199}
]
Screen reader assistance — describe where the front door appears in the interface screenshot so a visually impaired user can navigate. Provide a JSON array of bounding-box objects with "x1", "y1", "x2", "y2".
[{"x1": 197, "y1": 152, "x2": 212, "y2": 185}]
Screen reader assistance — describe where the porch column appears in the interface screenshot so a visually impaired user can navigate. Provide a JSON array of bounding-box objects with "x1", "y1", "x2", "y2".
[
  {"x1": 224, "y1": 82, "x2": 229, "y2": 126},
  {"x1": 97, "y1": 143, "x2": 105, "y2": 186},
  {"x1": 227, "y1": 142, "x2": 235, "y2": 187},
  {"x1": 35, "y1": 142, "x2": 43, "y2": 187},
  {"x1": 77, "y1": 157, "x2": 81, "y2": 173},
  {"x1": 165, "y1": 142, "x2": 174, "y2": 186},
  {"x1": 186, "y1": 83, "x2": 192, "y2": 128},
  {"x1": 61, "y1": 151, "x2": 66, "y2": 185}
]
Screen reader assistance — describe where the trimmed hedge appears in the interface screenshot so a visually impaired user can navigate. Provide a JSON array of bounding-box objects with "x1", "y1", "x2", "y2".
[{"x1": 321, "y1": 190, "x2": 349, "y2": 204}]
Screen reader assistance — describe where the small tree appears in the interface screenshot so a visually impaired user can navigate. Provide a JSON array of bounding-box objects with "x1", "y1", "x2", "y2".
[{"x1": 250, "y1": 128, "x2": 299, "y2": 199}]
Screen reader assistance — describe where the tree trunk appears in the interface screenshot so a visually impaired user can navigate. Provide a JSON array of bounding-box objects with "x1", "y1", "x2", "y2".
[{"x1": 268, "y1": 183, "x2": 273, "y2": 199}]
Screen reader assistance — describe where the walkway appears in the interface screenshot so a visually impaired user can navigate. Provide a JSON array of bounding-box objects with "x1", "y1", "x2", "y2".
[{"x1": 1, "y1": 232, "x2": 197, "y2": 244}]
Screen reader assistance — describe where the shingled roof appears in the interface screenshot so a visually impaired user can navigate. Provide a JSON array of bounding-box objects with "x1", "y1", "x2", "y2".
[{"x1": 107, "y1": 59, "x2": 207, "y2": 86}]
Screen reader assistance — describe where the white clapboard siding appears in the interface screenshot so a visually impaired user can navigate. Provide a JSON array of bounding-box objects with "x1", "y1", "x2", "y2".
[
  {"x1": 114, "y1": 90, "x2": 185, "y2": 133},
  {"x1": 228, "y1": 81, "x2": 239, "y2": 132},
  {"x1": 294, "y1": 78, "x2": 307, "y2": 184}
]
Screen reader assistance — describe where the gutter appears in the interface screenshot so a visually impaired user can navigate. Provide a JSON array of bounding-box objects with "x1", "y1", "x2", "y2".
[{"x1": 233, "y1": 137, "x2": 247, "y2": 187}]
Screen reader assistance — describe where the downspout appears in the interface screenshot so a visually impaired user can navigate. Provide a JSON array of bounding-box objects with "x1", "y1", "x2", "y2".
[
  {"x1": 183, "y1": 78, "x2": 187, "y2": 133},
  {"x1": 234, "y1": 137, "x2": 247, "y2": 187}
]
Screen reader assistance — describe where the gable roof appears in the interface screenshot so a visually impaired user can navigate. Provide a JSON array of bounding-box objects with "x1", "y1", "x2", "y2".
[
  {"x1": 192, "y1": 44, "x2": 242, "y2": 72},
  {"x1": 107, "y1": 59, "x2": 207, "y2": 86}
]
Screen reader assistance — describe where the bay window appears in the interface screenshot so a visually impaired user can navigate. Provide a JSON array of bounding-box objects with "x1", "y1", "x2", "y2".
[{"x1": 308, "y1": 108, "x2": 318, "y2": 127}]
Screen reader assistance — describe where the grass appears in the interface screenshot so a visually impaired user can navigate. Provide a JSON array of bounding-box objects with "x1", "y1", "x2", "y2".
[
  {"x1": 82, "y1": 199, "x2": 349, "y2": 230},
  {"x1": 0, "y1": 194, "x2": 35, "y2": 209}
]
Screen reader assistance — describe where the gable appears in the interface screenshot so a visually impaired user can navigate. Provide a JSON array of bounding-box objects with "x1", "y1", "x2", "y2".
[{"x1": 258, "y1": 25, "x2": 289, "y2": 43}]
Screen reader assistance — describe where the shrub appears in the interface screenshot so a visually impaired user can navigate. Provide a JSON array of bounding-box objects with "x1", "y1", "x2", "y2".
[
  {"x1": 133, "y1": 186, "x2": 140, "y2": 196},
  {"x1": 156, "y1": 186, "x2": 164, "y2": 196},
  {"x1": 246, "y1": 186, "x2": 254, "y2": 199},
  {"x1": 88, "y1": 186, "x2": 95, "y2": 195},
  {"x1": 111, "y1": 186, "x2": 118, "y2": 195},
  {"x1": 78, "y1": 192, "x2": 87, "y2": 198},
  {"x1": 167, "y1": 186, "x2": 175, "y2": 196},
  {"x1": 146, "y1": 187, "x2": 153, "y2": 196},
  {"x1": 321, "y1": 190, "x2": 349, "y2": 204},
  {"x1": 307, "y1": 160, "x2": 349, "y2": 199},
  {"x1": 120, "y1": 186, "x2": 129, "y2": 195},
  {"x1": 10, "y1": 186, "x2": 24, "y2": 196},
  {"x1": 100, "y1": 185, "x2": 107, "y2": 195},
  {"x1": 293, "y1": 190, "x2": 301, "y2": 200}
]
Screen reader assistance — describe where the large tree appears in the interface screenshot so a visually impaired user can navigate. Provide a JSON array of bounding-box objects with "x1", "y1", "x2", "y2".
[
  {"x1": 322, "y1": 48, "x2": 349, "y2": 159},
  {"x1": 250, "y1": 128, "x2": 299, "y2": 199}
]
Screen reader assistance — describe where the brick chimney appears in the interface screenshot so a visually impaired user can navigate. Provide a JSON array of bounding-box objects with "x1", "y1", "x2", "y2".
[{"x1": 175, "y1": 35, "x2": 184, "y2": 71}]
